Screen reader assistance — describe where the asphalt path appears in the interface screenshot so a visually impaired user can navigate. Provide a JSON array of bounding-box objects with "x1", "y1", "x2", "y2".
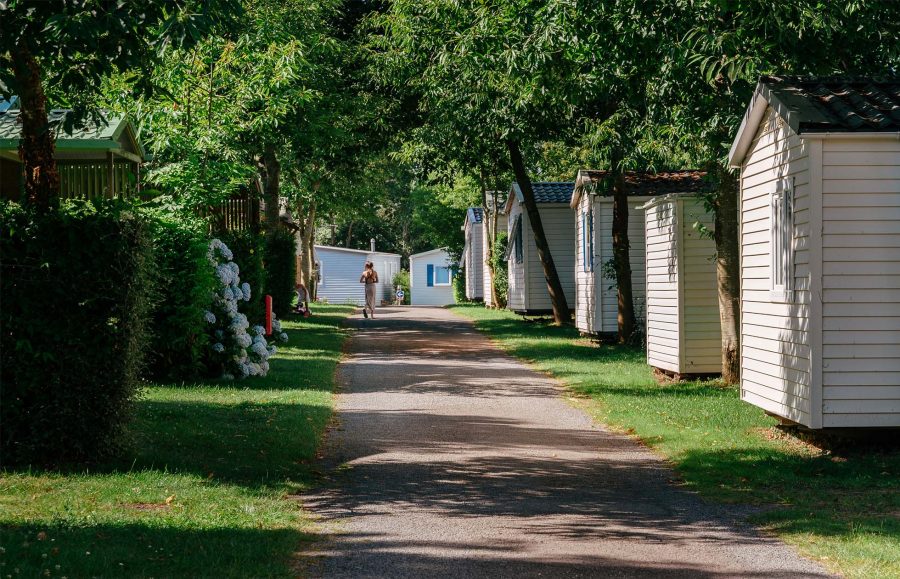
[{"x1": 301, "y1": 306, "x2": 831, "y2": 578}]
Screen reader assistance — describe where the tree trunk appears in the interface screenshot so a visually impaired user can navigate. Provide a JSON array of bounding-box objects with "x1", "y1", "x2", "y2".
[
  {"x1": 713, "y1": 167, "x2": 741, "y2": 384},
  {"x1": 259, "y1": 143, "x2": 281, "y2": 237},
  {"x1": 506, "y1": 139, "x2": 570, "y2": 324},
  {"x1": 297, "y1": 199, "x2": 317, "y2": 300},
  {"x1": 345, "y1": 221, "x2": 354, "y2": 247},
  {"x1": 11, "y1": 41, "x2": 59, "y2": 209},
  {"x1": 612, "y1": 172, "x2": 635, "y2": 343}
]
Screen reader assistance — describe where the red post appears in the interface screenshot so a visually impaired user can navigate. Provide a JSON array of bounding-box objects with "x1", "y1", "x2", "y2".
[{"x1": 265, "y1": 295, "x2": 273, "y2": 336}]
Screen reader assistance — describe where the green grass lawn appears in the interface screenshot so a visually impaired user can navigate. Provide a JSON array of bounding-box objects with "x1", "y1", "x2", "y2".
[
  {"x1": 0, "y1": 304, "x2": 354, "y2": 578},
  {"x1": 451, "y1": 304, "x2": 900, "y2": 579}
]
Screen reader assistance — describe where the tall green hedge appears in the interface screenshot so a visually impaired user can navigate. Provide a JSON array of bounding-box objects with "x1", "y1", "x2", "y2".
[
  {"x1": 453, "y1": 264, "x2": 467, "y2": 303},
  {"x1": 144, "y1": 213, "x2": 216, "y2": 381},
  {"x1": 263, "y1": 229, "x2": 297, "y2": 317},
  {"x1": 490, "y1": 232, "x2": 509, "y2": 308},
  {"x1": 0, "y1": 200, "x2": 155, "y2": 465}
]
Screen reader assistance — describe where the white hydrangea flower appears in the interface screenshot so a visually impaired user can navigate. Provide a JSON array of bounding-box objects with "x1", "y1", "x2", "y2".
[
  {"x1": 232, "y1": 286, "x2": 243, "y2": 301},
  {"x1": 204, "y1": 311, "x2": 216, "y2": 324},
  {"x1": 241, "y1": 282, "x2": 251, "y2": 300},
  {"x1": 251, "y1": 341, "x2": 268, "y2": 357},
  {"x1": 212, "y1": 343, "x2": 225, "y2": 353},
  {"x1": 248, "y1": 362, "x2": 261, "y2": 376},
  {"x1": 260, "y1": 360, "x2": 270, "y2": 374},
  {"x1": 238, "y1": 363, "x2": 250, "y2": 378},
  {"x1": 237, "y1": 333, "x2": 252, "y2": 348},
  {"x1": 272, "y1": 319, "x2": 282, "y2": 332},
  {"x1": 267, "y1": 344, "x2": 277, "y2": 356},
  {"x1": 279, "y1": 332, "x2": 289, "y2": 343},
  {"x1": 253, "y1": 325, "x2": 265, "y2": 337}
]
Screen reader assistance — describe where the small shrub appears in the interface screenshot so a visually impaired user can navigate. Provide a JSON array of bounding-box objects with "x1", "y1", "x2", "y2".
[
  {"x1": 0, "y1": 200, "x2": 154, "y2": 466},
  {"x1": 263, "y1": 229, "x2": 297, "y2": 317},
  {"x1": 392, "y1": 269, "x2": 410, "y2": 304},
  {"x1": 490, "y1": 232, "x2": 509, "y2": 308},
  {"x1": 222, "y1": 229, "x2": 265, "y2": 322},
  {"x1": 144, "y1": 211, "x2": 216, "y2": 380},
  {"x1": 453, "y1": 264, "x2": 467, "y2": 303}
]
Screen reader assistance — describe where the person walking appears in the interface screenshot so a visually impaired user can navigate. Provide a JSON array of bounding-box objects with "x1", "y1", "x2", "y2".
[{"x1": 359, "y1": 261, "x2": 379, "y2": 318}]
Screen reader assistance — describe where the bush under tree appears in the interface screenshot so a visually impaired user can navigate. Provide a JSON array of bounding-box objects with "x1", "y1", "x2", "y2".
[
  {"x1": 263, "y1": 228, "x2": 297, "y2": 317},
  {"x1": 392, "y1": 269, "x2": 410, "y2": 304},
  {"x1": 0, "y1": 200, "x2": 155, "y2": 465},
  {"x1": 222, "y1": 230, "x2": 266, "y2": 322},
  {"x1": 453, "y1": 264, "x2": 467, "y2": 304}
]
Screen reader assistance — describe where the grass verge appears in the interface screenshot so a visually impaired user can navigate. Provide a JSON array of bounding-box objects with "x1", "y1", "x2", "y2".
[
  {"x1": 451, "y1": 304, "x2": 899, "y2": 579},
  {"x1": 0, "y1": 304, "x2": 354, "y2": 578}
]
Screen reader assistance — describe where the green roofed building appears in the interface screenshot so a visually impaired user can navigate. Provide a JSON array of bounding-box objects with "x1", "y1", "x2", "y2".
[{"x1": 0, "y1": 103, "x2": 146, "y2": 201}]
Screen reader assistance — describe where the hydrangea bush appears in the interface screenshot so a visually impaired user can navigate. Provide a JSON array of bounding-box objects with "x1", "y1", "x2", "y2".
[{"x1": 206, "y1": 239, "x2": 288, "y2": 379}]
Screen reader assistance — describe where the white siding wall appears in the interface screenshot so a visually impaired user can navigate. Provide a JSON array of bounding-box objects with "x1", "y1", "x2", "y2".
[
  {"x1": 739, "y1": 107, "x2": 813, "y2": 426},
  {"x1": 312, "y1": 248, "x2": 400, "y2": 306},
  {"x1": 524, "y1": 204, "x2": 577, "y2": 312},
  {"x1": 314, "y1": 248, "x2": 368, "y2": 305},
  {"x1": 680, "y1": 197, "x2": 721, "y2": 372},
  {"x1": 411, "y1": 250, "x2": 455, "y2": 306},
  {"x1": 575, "y1": 192, "x2": 596, "y2": 332},
  {"x1": 464, "y1": 221, "x2": 484, "y2": 299},
  {"x1": 644, "y1": 199, "x2": 680, "y2": 371},
  {"x1": 820, "y1": 136, "x2": 900, "y2": 427},
  {"x1": 483, "y1": 212, "x2": 507, "y2": 307},
  {"x1": 595, "y1": 195, "x2": 652, "y2": 333},
  {"x1": 507, "y1": 200, "x2": 527, "y2": 311}
]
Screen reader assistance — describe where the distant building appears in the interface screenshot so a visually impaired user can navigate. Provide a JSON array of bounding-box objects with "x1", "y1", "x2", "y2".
[
  {"x1": 309, "y1": 244, "x2": 400, "y2": 306},
  {"x1": 505, "y1": 181, "x2": 576, "y2": 315},
  {"x1": 461, "y1": 207, "x2": 484, "y2": 301},
  {"x1": 410, "y1": 248, "x2": 455, "y2": 306}
]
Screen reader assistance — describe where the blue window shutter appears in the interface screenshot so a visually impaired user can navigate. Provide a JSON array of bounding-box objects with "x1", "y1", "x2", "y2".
[{"x1": 427, "y1": 264, "x2": 434, "y2": 287}]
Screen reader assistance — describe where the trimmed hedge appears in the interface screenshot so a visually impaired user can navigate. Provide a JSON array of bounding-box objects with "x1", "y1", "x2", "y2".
[
  {"x1": 0, "y1": 200, "x2": 154, "y2": 465},
  {"x1": 263, "y1": 229, "x2": 297, "y2": 317},
  {"x1": 453, "y1": 264, "x2": 467, "y2": 303},
  {"x1": 145, "y1": 213, "x2": 216, "y2": 381}
]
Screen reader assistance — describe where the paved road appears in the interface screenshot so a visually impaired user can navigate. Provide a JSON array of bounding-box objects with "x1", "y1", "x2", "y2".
[{"x1": 301, "y1": 306, "x2": 831, "y2": 578}]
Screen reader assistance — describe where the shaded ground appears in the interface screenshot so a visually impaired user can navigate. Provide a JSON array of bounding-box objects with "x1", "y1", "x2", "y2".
[{"x1": 301, "y1": 306, "x2": 832, "y2": 578}]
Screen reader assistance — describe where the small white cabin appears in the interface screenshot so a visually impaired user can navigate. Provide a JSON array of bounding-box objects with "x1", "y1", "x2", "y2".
[
  {"x1": 410, "y1": 248, "x2": 455, "y2": 306},
  {"x1": 640, "y1": 193, "x2": 720, "y2": 376},
  {"x1": 572, "y1": 170, "x2": 709, "y2": 336},
  {"x1": 481, "y1": 206, "x2": 507, "y2": 307},
  {"x1": 729, "y1": 76, "x2": 900, "y2": 428},
  {"x1": 505, "y1": 182, "x2": 576, "y2": 314},
  {"x1": 308, "y1": 245, "x2": 400, "y2": 306},
  {"x1": 461, "y1": 207, "x2": 484, "y2": 301}
]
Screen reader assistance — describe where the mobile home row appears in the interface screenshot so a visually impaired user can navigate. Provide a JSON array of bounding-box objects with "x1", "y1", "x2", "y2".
[{"x1": 459, "y1": 76, "x2": 899, "y2": 429}]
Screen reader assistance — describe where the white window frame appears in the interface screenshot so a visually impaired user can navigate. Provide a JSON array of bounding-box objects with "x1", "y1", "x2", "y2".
[
  {"x1": 433, "y1": 265, "x2": 452, "y2": 286},
  {"x1": 770, "y1": 178, "x2": 794, "y2": 301}
]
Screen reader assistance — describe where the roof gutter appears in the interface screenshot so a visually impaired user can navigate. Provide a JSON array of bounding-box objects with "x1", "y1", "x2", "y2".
[{"x1": 800, "y1": 131, "x2": 900, "y2": 140}]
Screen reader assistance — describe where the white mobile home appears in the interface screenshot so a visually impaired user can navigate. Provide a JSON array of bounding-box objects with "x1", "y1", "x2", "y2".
[
  {"x1": 640, "y1": 193, "x2": 720, "y2": 376},
  {"x1": 410, "y1": 248, "x2": 455, "y2": 306},
  {"x1": 571, "y1": 170, "x2": 709, "y2": 336},
  {"x1": 308, "y1": 245, "x2": 400, "y2": 306},
  {"x1": 505, "y1": 182, "x2": 576, "y2": 314},
  {"x1": 481, "y1": 205, "x2": 507, "y2": 306},
  {"x1": 461, "y1": 207, "x2": 484, "y2": 301},
  {"x1": 729, "y1": 76, "x2": 900, "y2": 428}
]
